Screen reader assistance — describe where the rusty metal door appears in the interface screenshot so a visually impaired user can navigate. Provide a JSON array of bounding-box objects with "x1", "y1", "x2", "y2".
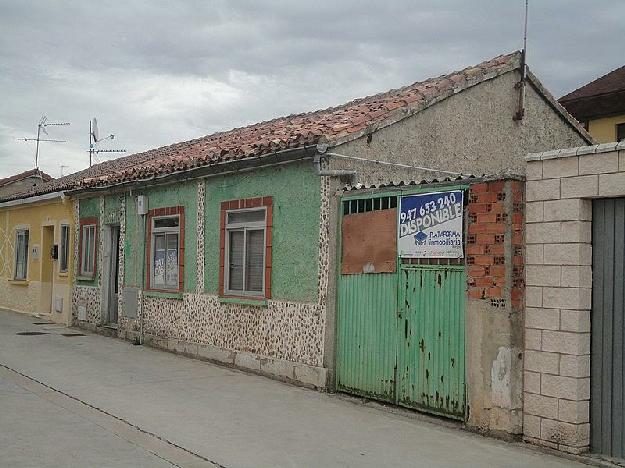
[
  {"x1": 336, "y1": 272, "x2": 398, "y2": 401},
  {"x1": 397, "y1": 265, "x2": 466, "y2": 419}
]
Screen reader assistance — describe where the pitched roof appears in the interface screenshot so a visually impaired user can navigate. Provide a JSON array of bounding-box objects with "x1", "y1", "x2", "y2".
[
  {"x1": 0, "y1": 168, "x2": 52, "y2": 187},
  {"x1": 1, "y1": 50, "x2": 587, "y2": 202},
  {"x1": 559, "y1": 65, "x2": 625, "y2": 121}
]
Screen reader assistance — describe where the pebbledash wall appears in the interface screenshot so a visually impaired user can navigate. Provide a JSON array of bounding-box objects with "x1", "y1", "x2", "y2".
[
  {"x1": 523, "y1": 141, "x2": 625, "y2": 453},
  {"x1": 72, "y1": 161, "x2": 331, "y2": 387}
]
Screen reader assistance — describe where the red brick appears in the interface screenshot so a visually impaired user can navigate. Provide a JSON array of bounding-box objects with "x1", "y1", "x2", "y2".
[
  {"x1": 468, "y1": 289, "x2": 484, "y2": 299},
  {"x1": 476, "y1": 192, "x2": 499, "y2": 203},
  {"x1": 468, "y1": 203, "x2": 489, "y2": 214},
  {"x1": 512, "y1": 231, "x2": 523, "y2": 245},
  {"x1": 487, "y1": 286, "x2": 503, "y2": 298},
  {"x1": 468, "y1": 266, "x2": 486, "y2": 277},
  {"x1": 482, "y1": 223, "x2": 506, "y2": 234},
  {"x1": 468, "y1": 224, "x2": 486, "y2": 235},
  {"x1": 491, "y1": 265, "x2": 506, "y2": 277},
  {"x1": 513, "y1": 255, "x2": 523, "y2": 266},
  {"x1": 476, "y1": 234, "x2": 495, "y2": 245},
  {"x1": 474, "y1": 255, "x2": 494, "y2": 266},
  {"x1": 489, "y1": 202, "x2": 506, "y2": 214},
  {"x1": 475, "y1": 277, "x2": 494, "y2": 287},
  {"x1": 477, "y1": 213, "x2": 497, "y2": 224},
  {"x1": 487, "y1": 244, "x2": 505, "y2": 255},
  {"x1": 467, "y1": 244, "x2": 485, "y2": 255},
  {"x1": 489, "y1": 181, "x2": 505, "y2": 192},
  {"x1": 470, "y1": 183, "x2": 489, "y2": 193}
]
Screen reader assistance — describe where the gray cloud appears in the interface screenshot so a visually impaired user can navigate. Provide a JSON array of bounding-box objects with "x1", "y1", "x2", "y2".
[{"x1": 1, "y1": 0, "x2": 623, "y2": 178}]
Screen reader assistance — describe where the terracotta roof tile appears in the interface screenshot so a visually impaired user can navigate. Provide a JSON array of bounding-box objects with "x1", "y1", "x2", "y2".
[
  {"x1": 0, "y1": 168, "x2": 52, "y2": 187},
  {"x1": 559, "y1": 65, "x2": 625, "y2": 122},
  {"x1": 3, "y1": 51, "x2": 525, "y2": 201}
]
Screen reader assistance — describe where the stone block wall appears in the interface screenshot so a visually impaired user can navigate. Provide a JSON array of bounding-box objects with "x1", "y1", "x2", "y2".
[{"x1": 524, "y1": 141, "x2": 625, "y2": 454}]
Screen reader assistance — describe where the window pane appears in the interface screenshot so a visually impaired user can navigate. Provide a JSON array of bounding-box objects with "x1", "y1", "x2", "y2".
[
  {"x1": 82, "y1": 225, "x2": 94, "y2": 274},
  {"x1": 228, "y1": 230, "x2": 244, "y2": 291},
  {"x1": 87, "y1": 226, "x2": 95, "y2": 273},
  {"x1": 165, "y1": 233, "x2": 178, "y2": 287},
  {"x1": 15, "y1": 231, "x2": 28, "y2": 280},
  {"x1": 245, "y1": 229, "x2": 264, "y2": 292},
  {"x1": 227, "y1": 210, "x2": 265, "y2": 225},
  {"x1": 154, "y1": 216, "x2": 179, "y2": 229},
  {"x1": 153, "y1": 234, "x2": 166, "y2": 286},
  {"x1": 60, "y1": 225, "x2": 69, "y2": 272}
]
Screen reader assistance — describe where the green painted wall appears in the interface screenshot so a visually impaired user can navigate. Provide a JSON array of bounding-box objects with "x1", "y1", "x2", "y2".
[
  {"x1": 103, "y1": 194, "x2": 121, "y2": 224},
  {"x1": 124, "y1": 181, "x2": 198, "y2": 292},
  {"x1": 77, "y1": 196, "x2": 100, "y2": 286},
  {"x1": 79, "y1": 197, "x2": 99, "y2": 219},
  {"x1": 204, "y1": 161, "x2": 321, "y2": 302}
]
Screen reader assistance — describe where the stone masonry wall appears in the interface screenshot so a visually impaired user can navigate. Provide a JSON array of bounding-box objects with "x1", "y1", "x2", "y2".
[{"x1": 524, "y1": 141, "x2": 625, "y2": 454}]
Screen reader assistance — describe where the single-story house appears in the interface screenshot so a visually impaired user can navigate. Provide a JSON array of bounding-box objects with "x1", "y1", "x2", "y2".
[{"x1": 0, "y1": 51, "x2": 591, "y2": 438}]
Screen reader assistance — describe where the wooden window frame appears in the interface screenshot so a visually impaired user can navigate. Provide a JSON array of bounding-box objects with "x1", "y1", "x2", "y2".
[
  {"x1": 79, "y1": 218, "x2": 98, "y2": 278},
  {"x1": 145, "y1": 206, "x2": 185, "y2": 293},
  {"x1": 60, "y1": 224, "x2": 70, "y2": 273},
  {"x1": 14, "y1": 228, "x2": 29, "y2": 280},
  {"x1": 219, "y1": 197, "x2": 272, "y2": 300}
]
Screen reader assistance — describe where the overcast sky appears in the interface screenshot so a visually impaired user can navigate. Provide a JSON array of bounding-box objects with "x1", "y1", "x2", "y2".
[{"x1": 1, "y1": 1, "x2": 623, "y2": 178}]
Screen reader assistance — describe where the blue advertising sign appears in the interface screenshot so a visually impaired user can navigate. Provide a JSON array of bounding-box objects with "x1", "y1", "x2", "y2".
[{"x1": 398, "y1": 190, "x2": 464, "y2": 258}]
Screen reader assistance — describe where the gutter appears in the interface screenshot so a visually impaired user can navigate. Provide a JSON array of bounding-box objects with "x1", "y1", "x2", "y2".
[{"x1": 0, "y1": 191, "x2": 65, "y2": 208}]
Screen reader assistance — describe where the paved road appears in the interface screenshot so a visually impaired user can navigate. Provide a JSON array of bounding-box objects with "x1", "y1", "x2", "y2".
[{"x1": 0, "y1": 309, "x2": 585, "y2": 468}]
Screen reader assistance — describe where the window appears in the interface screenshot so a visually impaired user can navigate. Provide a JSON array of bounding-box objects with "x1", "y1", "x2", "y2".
[
  {"x1": 617, "y1": 123, "x2": 625, "y2": 142},
  {"x1": 151, "y1": 215, "x2": 180, "y2": 290},
  {"x1": 146, "y1": 206, "x2": 184, "y2": 292},
  {"x1": 80, "y1": 219, "x2": 97, "y2": 277},
  {"x1": 60, "y1": 224, "x2": 69, "y2": 273},
  {"x1": 219, "y1": 197, "x2": 272, "y2": 299},
  {"x1": 14, "y1": 229, "x2": 29, "y2": 280}
]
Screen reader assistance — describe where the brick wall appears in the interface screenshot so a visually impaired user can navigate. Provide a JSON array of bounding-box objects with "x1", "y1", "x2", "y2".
[{"x1": 467, "y1": 180, "x2": 524, "y2": 310}]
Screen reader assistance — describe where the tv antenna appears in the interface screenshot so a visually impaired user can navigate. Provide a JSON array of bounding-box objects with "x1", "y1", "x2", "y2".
[
  {"x1": 19, "y1": 115, "x2": 70, "y2": 168},
  {"x1": 514, "y1": 0, "x2": 529, "y2": 121},
  {"x1": 89, "y1": 117, "x2": 126, "y2": 167}
]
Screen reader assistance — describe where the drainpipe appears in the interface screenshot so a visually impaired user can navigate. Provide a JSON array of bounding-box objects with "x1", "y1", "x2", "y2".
[
  {"x1": 139, "y1": 211, "x2": 146, "y2": 345},
  {"x1": 314, "y1": 144, "x2": 357, "y2": 182}
]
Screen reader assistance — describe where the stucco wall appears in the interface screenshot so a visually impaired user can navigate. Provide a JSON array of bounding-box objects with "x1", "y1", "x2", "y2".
[
  {"x1": 329, "y1": 71, "x2": 587, "y2": 185},
  {"x1": 204, "y1": 161, "x2": 321, "y2": 302},
  {"x1": 0, "y1": 198, "x2": 74, "y2": 324},
  {"x1": 74, "y1": 163, "x2": 330, "y2": 385},
  {"x1": 124, "y1": 181, "x2": 198, "y2": 292},
  {"x1": 588, "y1": 113, "x2": 625, "y2": 144}
]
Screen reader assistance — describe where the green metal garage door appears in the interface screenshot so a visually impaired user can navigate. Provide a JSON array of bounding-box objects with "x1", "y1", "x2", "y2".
[{"x1": 336, "y1": 263, "x2": 466, "y2": 419}]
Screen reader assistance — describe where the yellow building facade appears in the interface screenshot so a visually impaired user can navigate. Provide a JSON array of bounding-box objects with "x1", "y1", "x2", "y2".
[
  {"x1": 0, "y1": 194, "x2": 74, "y2": 324},
  {"x1": 560, "y1": 64, "x2": 625, "y2": 144},
  {"x1": 587, "y1": 113, "x2": 625, "y2": 143}
]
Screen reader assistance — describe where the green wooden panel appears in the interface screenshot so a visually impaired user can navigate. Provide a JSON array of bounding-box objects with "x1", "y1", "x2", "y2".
[
  {"x1": 336, "y1": 272, "x2": 398, "y2": 401},
  {"x1": 398, "y1": 265, "x2": 466, "y2": 419}
]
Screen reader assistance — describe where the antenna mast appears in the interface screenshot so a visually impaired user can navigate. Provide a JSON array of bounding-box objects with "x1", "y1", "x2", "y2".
[
  {"x1": 19, "y1": 115, "x2": 70, "y2": 168},
  {"x1": 514, "y1": 0, "x2": 529, "y2": 121},
  {"x1": 89, "y1": 117, "x2": 126, "y2": 167}
]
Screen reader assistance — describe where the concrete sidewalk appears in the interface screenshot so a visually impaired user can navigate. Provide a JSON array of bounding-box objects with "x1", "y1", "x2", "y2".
[{"x1": 0, "y1": 310, "x2": 585, "y2": 468}]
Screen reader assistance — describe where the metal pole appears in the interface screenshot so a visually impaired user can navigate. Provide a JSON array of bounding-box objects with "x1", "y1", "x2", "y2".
[
  {"x1": 35, "y1": 124, "x2": 41, "y2": 168},
  {"x1": 89, "y1": 120, "x2": 93, "y2": 167}
]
